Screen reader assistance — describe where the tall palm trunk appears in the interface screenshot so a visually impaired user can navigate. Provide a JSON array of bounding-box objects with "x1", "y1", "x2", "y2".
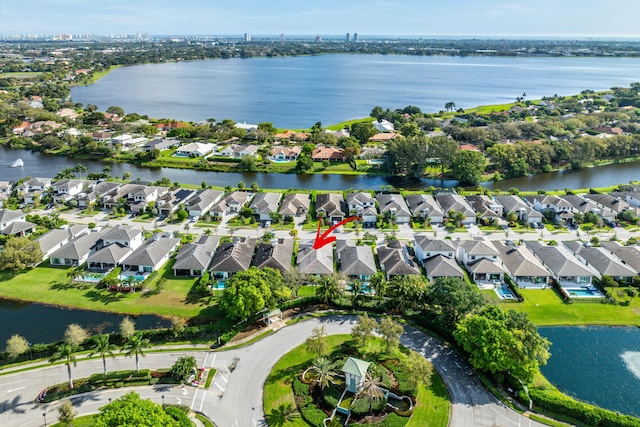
[{"x1": 67, "y1": 363, "x2": 74, "y2": 389}]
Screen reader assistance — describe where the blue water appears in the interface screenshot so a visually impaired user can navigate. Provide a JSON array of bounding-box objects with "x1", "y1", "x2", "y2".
[
  {"x1": 564, "y1": 287, "x2": 604, "y2": 298},
  {"x1": 495, "y1": 285, "x2": 515, "y2": 299},
  {"x1": 539, "y1": 326, "x2": 640, "y2": 417},
  {"x1": 71, "y1": 55, "x2": 640, "y2": 129}
]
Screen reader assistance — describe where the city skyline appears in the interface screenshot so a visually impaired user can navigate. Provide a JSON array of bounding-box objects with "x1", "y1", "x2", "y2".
[{"x1": 2, "y1": 0, "x2": 640, "y2": 39}]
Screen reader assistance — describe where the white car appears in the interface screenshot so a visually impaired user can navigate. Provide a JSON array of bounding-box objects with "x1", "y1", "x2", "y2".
[{"x1": 191, "y1": 216, "x2": 200, "y2": 222}]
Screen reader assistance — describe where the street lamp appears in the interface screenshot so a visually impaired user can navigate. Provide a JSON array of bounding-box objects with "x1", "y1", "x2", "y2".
[{"x1": 42, "y1": 412, "x2": 47, "y2": 427}]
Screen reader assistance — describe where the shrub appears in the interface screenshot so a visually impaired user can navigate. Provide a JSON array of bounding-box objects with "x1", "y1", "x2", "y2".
[
  {"x1": 164, "y1": 406, "x2": 191, "y2": 427},
  {"x1": 299, "y1": 404, "x2": 327, "y2": 427},
  {"x1": 350, "y1": 396, "x2": 387, "y2": 416},
  {"x1": 323, "y1": 384, "x2": 342, "y2": 408},
  {"x1": 372, "y1": 413, "x2": 409, "y2": 427},
  {"x1": 293, "y1": 377, "x2": 310, "y2": 396}
]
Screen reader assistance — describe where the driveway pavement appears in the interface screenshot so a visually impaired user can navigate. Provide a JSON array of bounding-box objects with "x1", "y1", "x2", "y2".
[{"x1": 0, "y1": 316, "x2": 545, "y2": 427}]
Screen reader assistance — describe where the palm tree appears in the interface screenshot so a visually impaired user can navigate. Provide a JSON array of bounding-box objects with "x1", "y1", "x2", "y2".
[
  {"x1": 302, "y1": 357, "x2": 338, "y2": 391},
  {"x1": 350, "y1": 279, "x2": 364, "y2": 308},
  {"x1": 89, "y1": 334, "x2": 115, "y2": 377},
  {"x1": 265, "y1": 403, "x2": 299, "y2": 427},
  {"x1": 49, "y1": 343, "x2": 79, "y2": 389},
  {"x1": 316, "y1": 276, "x2": 341, "y2": 304},
  {"x1": 356, "y1": 371, "x2": 386, "y2": 415},
  {"x1": 370, "y1": 272, "x2": 387, "y2": 307},
  {"x1": 121, "y1": 333, "x2": 151, "y2": 371},
  {"x1": 65, "y1": 265, "x2": 85, "y2": 284}
]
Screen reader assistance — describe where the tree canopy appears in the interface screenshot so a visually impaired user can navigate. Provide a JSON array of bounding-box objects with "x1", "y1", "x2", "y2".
[
  {"x1": 219, "y1": 267, "x2": 290, "y2": 319},
  {"x1": 385, "y1": 135, "x2": 430, "y2": 178},
  {"x1": 94, "y1": 391, "x2": 179, "y2": 427},
  {"x1": 450, "y1": 149, "x2": 487, "y2": 185},
  {"x1": 0, "y1": 237, "x2": 43, "y2": 270},
  {"x1": 454, "y1": 305, "x2": 551, "y2": 383},
  {"x1": 426, "y1": 277, "x2": 485, "y2": 331}
]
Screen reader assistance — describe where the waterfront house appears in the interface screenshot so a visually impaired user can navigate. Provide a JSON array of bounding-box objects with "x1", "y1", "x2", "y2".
[
  {"x1": 269, "y1": 146, "x2": 301, "y2": 161},
  {"x1": 49, "y1": 230, "x2": 106, "y2": 266},
  {"x1": 249, "y1": 192, "x2": 282, "y2": 221},
  {"x1": 584, "y1": 193, "x2": 640, "y2": 218},
  {"x1": 564, "y1": 241, "x2": 637, "y2": 284},
  {"x1": 561, "y1": 195, "x2": 617, "y2": 223},
  {"x1": 377, "y1": 240, "x2": 420, "y2": 280},
  {"x1": 157, "y1": 188, "x2": 198, "y2": 216},
  {"x1": 279, "y1": 193, "x2": 311, "y2": 219},
  {"x1": 144, "y1": 138, "x2": 180, "y2": 152},
  {"x1": 51, "y1": 179, "x2": 87, "y2": 204},
  {"x1": 465, "y1": 195, "x2": 503, "y2": 223},
  {"x1": 376, "y1": 193, "x2": 411, "y2": 224},
  {"x1": 374, "y1": 119, "x2": 395, "y2": 133},
  {"x1": 208, "y1": 237, "x2": 256, "y2": 280},
  {"x1": 434, "y1": 193, "x2": 476, "y2": 225},
  {"x1": 526, "y1": 195, "x2": 574, "y2": 224},
  {"x1": 346, "y1": 192, "x2": 377, "y2": 224},
  {"x1": 297, "y1": 242, "x2": 334, "y2": 276},
  {"x1": 315, "y1": 193, "x2": 345, "y2": 223},
  {"x1": 0, "y1": 209, "x2": 36, "y2": 237},
  {"x1": 336, "y1": 240, "x2": 376, "y2": 282},
  {"x1": 128, "y1": 186, "x2": 169, "y2": 214},
  {"x1": 120, "y1": 235, "x2": 180, "y2": 274},
  {"x1": 36, "y1": 225, "x2": 89, "y2": 259},
  {"x1": 492, "y1": 241, "x2": 552, "y2": 288},
  {"x1": 494, "y1": 195, "x2": 543, "y2": 226},
  {"x1": 209, "y1": 191, "x2": 253, "y2": 218},
  {"x1": 175, "y1": 142, "x2": 215, "y2": 157},
  {"x1": 219, "y1": 144, "x2": 259, "y2": 157},
  {"x1": 311, "y1": 147, "x2": 344, "y2": 161},
  {"x1": 186, "y1": 189, "x2": 224, "y2": 218},
  {"x1": 87, "y1": 243, "x2": 133, "y2": 272},
  {"x1": 601, "y1": 241, "x2": 640, "y2": 274},
  {"x1": 77, "y1": 181, "x2": 121, "y2": 208},
  {"x1": 457, "y1": 240, "x2": 505, "y2": 285},
  {"x1": 405, "y1": 194, "x2": 445, "y2": 224},
  {"x1": 253, "y1": 238, "x2": 293, "y2": 275},
  {"x1": 172, "y1": 235, "x2": 220, "y2": 277},
  {"x1": 526, "y1": 241, "x2": 598, "y2": 286}
]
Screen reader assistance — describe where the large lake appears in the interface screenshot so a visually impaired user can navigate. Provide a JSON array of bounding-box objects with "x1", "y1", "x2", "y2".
[
  {"x1": 71, "y1": 54, "x2": 640, "y2": 129},
  {"x1": 540, "y1": 326, "x2": 640, "y2": 418}
]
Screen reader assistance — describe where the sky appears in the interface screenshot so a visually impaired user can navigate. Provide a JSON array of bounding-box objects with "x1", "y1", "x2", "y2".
[{"x1": 3, "y1": 0, "x2": 640, "y2": 39}]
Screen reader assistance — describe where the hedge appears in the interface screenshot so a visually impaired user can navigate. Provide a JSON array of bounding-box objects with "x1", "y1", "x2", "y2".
[
  {"x1": 528, "y1": 388, "x2": 640, "y2": 427},
  {"x1": 164, "y1": 406, "x2": 192, "y2": 427},
  {"x1": 350, "y1": 396, "x2": 387, "y2": 417}
]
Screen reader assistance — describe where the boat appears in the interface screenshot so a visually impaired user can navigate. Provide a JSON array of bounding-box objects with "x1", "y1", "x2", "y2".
[{"x1": 10, "y1": 159, "x2": 24, "y2": 167}]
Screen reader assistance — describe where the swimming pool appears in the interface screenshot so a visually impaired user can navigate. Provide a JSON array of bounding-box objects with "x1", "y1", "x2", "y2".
[
  {"x1": 495, "y1": 284, "x2": 516, "y2": 300},
  {"x1": 565, "y1": 287, "x2": 605, "y2": 298}
]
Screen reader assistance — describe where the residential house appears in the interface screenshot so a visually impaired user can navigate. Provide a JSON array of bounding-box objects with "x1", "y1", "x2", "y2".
[
  {"x1": 87, "y1": 243, "x2": 133, "y2": 272},
  {"x1": 311, "y1": 147, "x2": 344, "y2": 161},
  {"x1": 434, "y1": 193, "x2": 476, "y2": 225},
  {"x1": 414, "y1": 236, "x2": 457, "y2": 264},
  {"x1": 172, "y1": 235, "x2": 220, "y2": 277},
  {"x1": 19, "y1": 177, "x2": 52, "y2": 205},
  {"x1": 219, "y1": 144, "x2": 259, "y2": 157},
  {"x1": 51, "y1": 179, "x2": 88, "y2": 204},
  {"x1": 561, "y1": 195, "x2": 617, "y2": 223},
  {"x1": 346, "y1": 192, "x2": 377, "y2": 224},
  {"x1": 249, "y1": 192, "x2": 282, "y2": 221},
  {"x1": 77, "y1": 182, "x2": 121, "y2": 209},
  {"x1": 144, "y1": 138, "x2": 180, "y2": 152},
  {"x1": 358, "y1": 148, "x2": 386, "y2": 159},
  {"x1": 376, "y1": 193, "x2": 411, "y2": 224},
  {"x1": 374, "y1": 119, "x2": 395, "y2": 133},
  {"x1": 336, "y1": 241, "x2": 377, "y2": 282},
  {"x1": 208, "y1": 237, "x2": 256, "y2": 280},
  {"x1": 601, "y1": 241, "x2": 640, "y2": 274},
  {"x1": 457, "y1": 240, "x2": 506, "y2": 285},
  {"x1": 0, "y1": 181, "x2": 11, "y2": 207},
  {"x1": 315, "y1": 193, "x2": 345, "y2": 223},
  {"x1": 377, "y1": 240, "x2": 420, "y2": 279},
  {"x1": 0, "y1": 209, "x2": 36, "y2": 237},
  {"x1": 175, "y1": 142, "x2": 216, "y2": 157},
  {"x1": 186, "y1": 189, "x2": 224, "y2": 218},
  {"x1": 610, "y1": 191, "x2": 640, "y2": 209},
  {"x1": 279, "y1": 193, "x2": 311, "y2": 219},
  {"x1": 526, "y1": 241, "x2": 598, "y2": 286},
  {"x1": 369, "y1": 132, "x2": 397, "y2": 143},
  {"x1": 101, "y1": 225, "x2": 144, "y2": 250},
  {"x1": 209, "y1": 191, "x2": 253, "y2": 218},
  {"x1": 584, "y1": 193, "x2": 640, "y2": 218},
  {"x1": 423, "y1": 255, "x2": 465, "y2": 282},
  {"x1": 128, "y1": 186, "x2": 169, "y2": 214},
  {"x1": 296, "y1": 243, "x2": 334, "y2": 276},
  {"x1": 273, "y1": 130, "x2": 309, "y2": 142},
  {"x1": 157, "y1": 189, "x2": 198, "y2": 216},
  {"x1": 253, "y1": 238, "x2": 294, "y2": 275},
  {"x1": 36, "y1": 225, "x2": 89, "y2": 259},
  {"x1": 405, "y1": 194, "x2": 445, "y2": 224},
  {"x1": 270, "y1": 146, "x2": 301, "y2": 161},
  {"x1": 121, "y1": 235, "x2": 180, "y2": 274},
  {"x1": 526, "y1": 195, "x2": 574, "y2": 224},
  {"x1": 494, "y1": 195, "x2": 543, "y2": 226},
  {"x1": 49, "y1": 230, "x2": 107, "y2": 266},
  {"x1": 465, "y1": 195, "x2": 503, "y2": 224},
  {"x1": 492, "y1": 241, "x2": 551, "y2": 288},
  {"x1": 564, "y1": 241, "x2": 637, "y2": 284}
]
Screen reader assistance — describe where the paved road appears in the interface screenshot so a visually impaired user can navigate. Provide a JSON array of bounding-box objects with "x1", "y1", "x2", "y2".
[{"x1": 0, "y1": 315, "x2": 545, "y2": 427}]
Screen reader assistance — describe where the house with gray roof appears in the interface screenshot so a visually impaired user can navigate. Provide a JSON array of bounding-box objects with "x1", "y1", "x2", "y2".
[
  {"x1": 414, "y1": 236, "x2": 457, "y2": 265},
  {"x1": 157, "y1": 188, "x2": 198, "y2": 216},
  {"x1": 405, "y1": 194, "x2": 445, "y2": 223},
  {"x1": 296, "y1": 243, "x2": 334, "y2": 276},
  {"x1": 187, "y1": 189, "x2": 224, "y2": 218},
  {"x1": 347, "y1": 192, "x2": 377, "y2": 224},
  {"x1": 101, "y1": 225, "x2": 144, "y2": 250},
  {"x1": 121, "y1": 235, "x2": 180, "y2": 274},
  {"x1": 601, "y1": 241, "x2": 640, "y2": 274},
  {"x1": 0, "y1": 209, "x2": 36, "y2": 237},
  {"x1": 209, "y1": 237, "x2": 256, "y2": 280},
  {"x1": 209, "y1": 191, "x2": 253, "y2": 218},
  {"x1": 526, "y1": 241, "x2": 598, "y2": 286},
  {"x1": 144, "y1": 138, "x2": 181, "y2": 152},
  {"x1": 279, "y1": 193, "x2": 311, "y2": 219},
  {"x1": 526, "y1": 195, "x2": 574, "y2": 224},
  {"x1": 377, "y1": 241, "x2": 420, "y2": 279},
  {"x1": 336, "y1": 240, "x2": 376, "y2": 281},
  {"x1": 376, "y1": 193, "x2": 411, "y2": 223},
  {"x1": 52, "y1": 179, "x2": 88, "y2": 204},
  {"x1": 465, "y1": 195, "x2": 503, "y2": 223},
  {"x1": 315, "y1": 193, "x2": 345, "y2": 223},
  {"x1": 584, "y1": 193, "x2": 640, "y2": 217},
  {"x1": 87, "y1": 243, "x2": 133, "y2": 272},
  {"x1": 173, "y1": 235, "x2": 220, "y2": 277},
  {"x1": 77, "y1": 181, "x2": 121, "y2": 208},
  {"x1": 561, "y1": 195, "x2": 617, "y2": 223},
  {"x1": 492, "y1": 241, "x2": 551, "y2": 288},
  {"x1": 250, "y1": 192, "x2": 282, "y2": 221},
  {"x1": 564, "y1": 241, "x2": 637, "y2": 284},
  {"x1": 423, "y1": 255, "x2": 464, "y2": 282},
  {"x1": 49, "y1": 230, "x2": 107, "y2": 266},
  {"x1": 434, "y1": 193, "x2": 475, "y2": 224},
  {"x1": 253, "y1": 238, "x2": 293, "y2": 275},
  {"x1": 494, "y1": 195, "x2": 543, "y2": 225},
  {"x1": 128, "y1": 186, "x2": 169, "y2": 214},
  {"x1": 36, "y1": 225, "x2": 89, "y2": 259},
  {"x1": 457, "y1": 240, "x2": 504, "y2": 284}
]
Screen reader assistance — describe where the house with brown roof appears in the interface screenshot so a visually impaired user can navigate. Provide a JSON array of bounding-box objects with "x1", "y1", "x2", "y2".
[
  {"x1": 311, "y1": 147, "x2": 344, "y2": 161},
  {"x1": 270, "y1": 146, "x2": 301, "y2": 161}
]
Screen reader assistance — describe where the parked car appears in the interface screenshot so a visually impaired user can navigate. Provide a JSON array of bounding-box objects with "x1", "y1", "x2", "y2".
[{"x1": 191, "y1": 216, "x2": 200, "y2": 223}]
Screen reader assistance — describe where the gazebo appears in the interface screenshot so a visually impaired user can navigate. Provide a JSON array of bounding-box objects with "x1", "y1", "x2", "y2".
[
  {"x1": 262, "y1": 308, "x2": 283, "y2": 325},
  {"x1": 342, "y1": 356, "x2": 370, "y2": 393}
]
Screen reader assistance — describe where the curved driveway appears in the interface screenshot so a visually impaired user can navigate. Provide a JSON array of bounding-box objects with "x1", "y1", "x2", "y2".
[{"x1": 0, "y1": 315, "x2": 544, "y2": 427}]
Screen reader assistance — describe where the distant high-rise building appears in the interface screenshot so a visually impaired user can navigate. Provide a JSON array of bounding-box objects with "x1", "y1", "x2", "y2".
[
  {"x1": 280, "y1": 33, "x2": 285, "y2": 42},
  {"x1": 346, "y1": 33, "x2": 351, "y2": 42},
  {"x1": 353, "y1": 33, "x2": 359, "y2": 42},
  {"x1": 314, "y1": 35, "x2": 322, "y2": 43},
  {"x1": 244, "y1": 33, "x2": 251, "y2": 42}
]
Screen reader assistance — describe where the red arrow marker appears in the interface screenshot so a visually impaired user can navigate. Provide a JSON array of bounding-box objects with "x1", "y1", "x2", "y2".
[{"x1": 313, "y1": 216, "x2": 360, "y2": 250}]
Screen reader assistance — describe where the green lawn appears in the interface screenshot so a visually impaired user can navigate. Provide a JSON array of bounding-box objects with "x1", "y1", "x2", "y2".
[
  {"x1": 50, "y1": 414, "x2": 96, "y2": 427},
  {"x1": 0, "y1": 260, "x2": 216, "y2": 319},
  {"x1": 263, "y1": 334, "x2": 449, "y2": 427},
  {"x1": 505, "y1": 288, "x2": 640, "y2": 326}
]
